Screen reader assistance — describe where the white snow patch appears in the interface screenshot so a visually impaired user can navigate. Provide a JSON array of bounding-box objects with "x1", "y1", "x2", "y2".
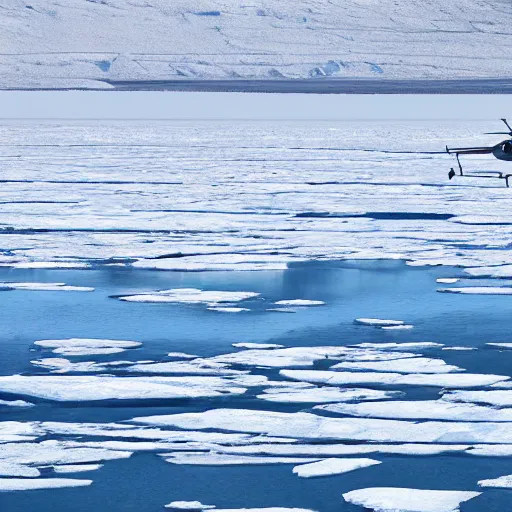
[
  {"x1": 342, "y1": 488, "x2": 481, "y2": 512},
  {"x1": 292, "y1": 458, "x2": 381, "y2": 478}
]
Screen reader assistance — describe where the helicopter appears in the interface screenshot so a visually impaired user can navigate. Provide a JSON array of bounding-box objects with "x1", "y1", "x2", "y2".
[{"x1": 446, "y1": 118, "x2": 512, "y2": 186}]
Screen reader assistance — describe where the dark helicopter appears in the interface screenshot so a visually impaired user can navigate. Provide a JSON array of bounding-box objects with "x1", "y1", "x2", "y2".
[{"x1": 446, "y1": 118, "x2": 512, "y2": 186}]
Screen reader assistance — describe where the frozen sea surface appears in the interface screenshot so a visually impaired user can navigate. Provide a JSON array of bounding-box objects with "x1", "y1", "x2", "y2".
[{"x1": 0, "y1": 262, "x2": 511, "y2": 512}]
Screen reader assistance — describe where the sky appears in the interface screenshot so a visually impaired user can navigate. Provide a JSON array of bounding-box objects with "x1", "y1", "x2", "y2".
[{"x1": 0, "y1": 92, "x2": 509, "y2": 120}]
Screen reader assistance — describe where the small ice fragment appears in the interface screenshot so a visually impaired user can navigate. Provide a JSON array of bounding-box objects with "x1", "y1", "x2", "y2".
[
  {"x1": 0, "y1": 282, "x2": 94, "y2": 292},
  {"x1": 381, "y1": 324, "x2": 414, "y2": 330},
  {"x1": 442, "y1": 347, "x2": 476, "y2": 351},
  {"x1": 53, "y1": 464, "x2": 103, "y2": 473},
  {"x1": 292, "y1": 458, "x2": 380, "y2": 478},
  {"x1": 207, "y1": 307, "x2": 250, "y2": 313},
  {"x1": 354, "y1": 318, "x2": 404, "y2": 327},
  {"x1": 0, "y1": 478, "x2": 92, "y2": 491},
  {"x1": 258, "y1": 387, "x2": 400, "y2": 403},
  {"x1": 342, "y1": 487, "x2": 481, "y2": 512},
  {"x1": 436, "y1": 278, "x2": 459, "y2": 284},
  {"x1": 274, "y1": 300, "x2": 325, "y2": 306},
  {"x1": 34, "y1": 338, "x2": 142, "y2": 356},
  {"x1": 232, "y1": 343, "x2": 284, "y2": 350},
  {"x1": 161, "y1": 453, "x2": 315, "y2": 465},
  {"x1": 266, "y1": 308, "x2": 297, "y2": 313},
  {"x1": 438, "y1": 287, "x2": 512, "y2": 295},
  {"x1": 167, "y1": 352, "x2": 199, "y2": 359},
  {"x1": 118, "y1": 288, "x2": 259, "y2": 305},
  {"x1": 0, "y1": 399, "x2": 33, "y2": 407},
  {"x1": 487, "y1": 343, "x2": 512, "y2": 349},
  {"x1": 165, "y1": 501, "x2": 216, "y2": 510},
  {"x1": 478, "y1": 474, "x2": 512, "y2": 488}
]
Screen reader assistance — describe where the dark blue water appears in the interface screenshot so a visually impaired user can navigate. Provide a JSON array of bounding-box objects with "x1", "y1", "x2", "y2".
[{"x1": 1, "y1": 261, "x2": 511, "y2": 512}]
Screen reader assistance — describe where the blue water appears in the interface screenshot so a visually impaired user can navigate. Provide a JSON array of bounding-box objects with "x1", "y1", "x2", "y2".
[{"x1": 0, "y1": 261, "x2": 511, "y2": 512}]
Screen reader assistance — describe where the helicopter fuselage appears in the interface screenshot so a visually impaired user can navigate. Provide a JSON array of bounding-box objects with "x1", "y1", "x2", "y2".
[{"x1": 492, "y1": 139, "x2": 512, "y2": 161}]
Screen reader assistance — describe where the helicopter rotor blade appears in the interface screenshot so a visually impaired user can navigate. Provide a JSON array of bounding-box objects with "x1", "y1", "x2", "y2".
[{"x1": 485, "y1": 131, "x2": 512, "y2": 135}]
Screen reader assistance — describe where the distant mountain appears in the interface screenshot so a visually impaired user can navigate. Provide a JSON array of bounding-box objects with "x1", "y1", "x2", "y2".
[{"x1": 2, "y1": 0, "x2": 511, "y2": 89}]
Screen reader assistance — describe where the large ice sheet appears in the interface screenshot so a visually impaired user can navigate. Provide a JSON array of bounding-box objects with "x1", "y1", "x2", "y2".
[
  {"x1": 292, "y1": 458, "x2": 380, "y2": 478},
  {"x1": 280, "y1": 370, "x2": 508, "y2": 388},
  {"x1": 258, "y1": 387, "x2": 401, "y2": 403},
  {"x1": 442, "y1": 390, "x2": 512, "y2": 406},
  {"x1": 478, "y1": 474, "x2": 512, "y2": 489},
  {"x1": 0, "y1": 375, "x2": 253, "y2": 401},
  {"x1": 330, "y1": 358, "x2": 461, "y2": 374},
  {"x1": 117, "y1": 288, "x2": 259, "y2": 305},
  {"x1": 131, "y1": 409, "x2": 512, "y2": 443},
  {"x1": 317, "y1": 400, "x2": 512, "y2": 422},
  {"x1": 342, "y1": 488, "x2": 480, "y2": 512}
]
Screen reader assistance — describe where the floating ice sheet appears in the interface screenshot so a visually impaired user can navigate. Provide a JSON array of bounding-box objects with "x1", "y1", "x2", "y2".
[
  {"x1": 161, "y1": 453, "x2": 314, "y2": 465},
  {"x1": 280, "y1": 370, "x2": 508, "y2": 388},
  {"x1": 0, "y1": 282, "x2": 94, "y2": 292},
  {"x1": 292, "y1": 458, "x2": 381, "y2": 478},
  {"x1": 131, "y1": 409, "x2": 512, "y2": 443},
  {"x1": 438, "y1": 287, "x2": 512, "y2": 295},
  {"x1": 342, "y1": 488, "x2": 481, "y2": 512},
  {"x1": 117, "y1": 288, "x2": 259, "y2": 305},
  {"x1": 0, "y1": 399, "x2": 33, "y2": 408},
  {"x1": 258, "y1": 387, "x2": 401, "y2": 403},
  {"x1": 34, "y1": 338, "x2": 142, "y2": 356},
  {"x1": 165, "y1": 502, "x2": 216, "y2": 510},
  {"x1": 352, "y1": 343, "x2": 443, "y2": 351},
  {"x1": 207, "y1": 307, "x2": 250, "y2": 313},
  {"x1": 354, "y1": 319, "x2": 404, "y2": 327},
  {"x1": 436, "y1": 278, "x2": 459, "y2": 284},
  {"x1": 487, "y1": 343, "x2": 512, "y2": 349},
  {"x1": 317, "y1": 400, "x2": 512, "y2": 422},
  {"x1": 232, "y1": 343, "x2": 284, "y2": 350},
  {"x1": 0, "y1": 375, "x2": 254, "y2": 401},
  {"x1": 127, "y1": 359, "x2": 247, "y2": 376},
  {"x1": 274, "y1": 300, "x2": 324, "y2": 306},
  {"x1": 442, "y1": 390, "x2": 512, "y2": 406},
  {"x1": 0, "y1": 478, "x2": 92, "y2": 491},
  {"x1": 330, "y1": 357, "x2": 461, "y2": 374},
  {"x1": 478, "y1": 474, "x2": 512, "y2": 488},
  {"x1": 52, "y1": 464, "x2": 103, "y2": 473}
]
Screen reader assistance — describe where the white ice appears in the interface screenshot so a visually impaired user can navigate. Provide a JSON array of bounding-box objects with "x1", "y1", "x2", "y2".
[
  {"x1": 258, "y1": 387, "x2": 401, "y2": 403},
  {"x1": 352, "y1": 343, "x2": 443, "y2": 351},
  {"x1": 478, "y1": 474, "x2": 512, "y2": 489},
  {"x1": 165, "y1": 502, "x2": 216, "y2": 510},
  {"x1": 207, "y1": 307, "x2": 250, "y2": 313},
  {"x1": 292, "y1": 458, "x2": 380, "y2": 478},
  {"x1": 0, "y1": 375, "x2": 254, "y2": 401},
  {"x1": 52, "y1": 464, "x2": 103, "y2": 473},
  {"x1": 233, "y1": 343, "x2": 284, "y2": 350},
  {"x1": 317, "y1": 400, "x2": 512, "y2": 422},
  {"x1": 117, "y1": 288, "x2": 259, "y2": 305},
  {"x1": 0, "y1": 282, "x2": 94, "y2": 292},
  {"x1": 436, "y1": 278, "x2": 459, "y2": 284},
  {"x1": 0, "y1": 399, "x2": 33, "y2": 407},
  {"x1": 0, "y1": 478, "x2": 92, "y2": 491},
  {"x1": 330, "y1": 357, "x2": 462, "y2": 374},
  {"x1": 161, "y1": 453, "x2": 315, "y2": 465},
  {"x1": 442, "y1": 390, "x2": 512, "y2": 406},
  {"x1": 342, "y1": 488, "x2": 481, "y2": 512},
  {"x1": 127, "y1": 359, "x2": 247, "y2": 376},
  {"x1": 131, "y1": 409, "x2": 512, "y2": 443},
  {"x1": 34, "y1": 338, "x2": 142, "y2": 356},
  {"x1": 274, "y1": 300, "x2": 325, "y2": 306},
  {"x1": 487, "y1": 343, "x2": 512, "y2": 349},
  {"x1": 280, "y1": 370, "x2": 508, "y2": 388},
  {"x1": 438, "y1": 287, "x2": 512, "y2": 295}
]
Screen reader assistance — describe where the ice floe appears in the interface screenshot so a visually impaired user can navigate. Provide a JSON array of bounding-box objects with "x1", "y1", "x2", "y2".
[
  {"x1": 0, "y1": 282, "x2": 94, "y2": 292},
  {"x1": 0, "y1": 462, "x2": 40, "y2": 477},
  {"x1": 232, "y1": 343, "x2": 284, "y2": 350},
  {"x1": 330, "y1": 357, "x2": 461, "y2": 374},
  {"x1": 52, "y1": 464, "x2": 103, "y2": 473},
  {"x1": 342, "y1": 488, "x2": 481, "y2": 512},
  {"x1": 487, "y1": 343, "x2": 512, "y2": 349},
  {"x1": 34, "y1": 338, "x2": 142, "y2": 356},
  {"x1": 292, "y1": 458, "x2": 381, "y2": 478},
  {"x1": 442, "y1": 390, "x2": 512, "y2": 406},
  {"x1": 207, "y1": 307, "x2": 250, "y2": 313},
  {"x1": 167, "y1": 353, "x2": 199, "y2": 359},
  {"x1": 0, "y1": 478, "x2": 92, "y2": 491},
  {"x1": 131, "y1": 409, "x2": 512, "y2": 443},
  {"x1": 126, "y1": 359, "x2": 247, "y2": 376},
  {"x1": 352, "y1": 342, "x2": 444, "y2": 351},
  {"x1": 354, "y1": 318, "x2": 405, "y2": 327},
  {"x1": 0, "y1": 375, "x2": 256, "y2": 401},
  {"x1": 0, "y1": 399, "x2": 33, "y2": 407},
  {"x1": 31, "y1": 358, "x2": 135, "y2": 374},
  {"x1": 274, "y1": 300, "x2": 325, "y2": 306},
  {"x1": 160, "y1": 453, "x2": 315, "y2": 465},
  {"x1": 436, "y1": 278, "x2": 460, "y2": 284},
  {"x1": 438, "y1": 287, "x2": 512, "y2": 295},
  {"x1": 381, "y1": 324, "x2": 414, "y2": 330},
  {"x1": 316, "y1": 400, "x2": 512, "y2": 422},
  {"x1": 280, "y1": 370, "x2": 508, "y2": 388},
  {"x1": 257, "y1": 387, "x2": 401, "y2": 403},
  {"x1": 478, "y1": 474, "x2": 512, "y2": 489},
  {"x1": 442, "y1": 347, "x2": 476, "y2": 351},
  {"x1": 165, "y1": 502, "x2": 216, "y2": 510},
  {"x1": 117, "y1": 288, "x2": 259, "y2": 305}
]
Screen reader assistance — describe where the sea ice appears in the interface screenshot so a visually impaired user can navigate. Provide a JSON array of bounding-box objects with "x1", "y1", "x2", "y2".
[
  {"x1": 207, "y1": 307, "x2": 250, "y2": 313},
  {"x1": 0, "y1": 282, "x2": 94, "y2": 292},
  {"x1": 0, "y1": 478, "x2": 93, "y2": 491},
  {"x1": 478, "y1": 474, "x2": 512, "y2": 488},
  {"x1": 232, "y1": 343, "x2": 284, "y2": 349},
  {"x1": 34, "y1": 338, "x2": 142, "y2": 356},
  {"x1": 131, "y1": 409, "x2": 512, "y2": 443},
  {"x1": 117, "y1": 288, "x2": 259, "y2": 305},
  {"x1": 167, "y1": 353, "x2": 199, "y2": 359},
  {"x1": 317, "y1": 400, "x2": 512, "y2": 422},
  {"x1": 487, "y1": 343, "x2": 512, "y2": 349},
  {"x1": 0, "y1": 462, "x2": 40, "y2": 477},
  {"x1": 274, "y1": 300, "x2": 325, "y2": 306},
  {"x1": 330, "y1": 357, "x2": 461, "y2": 374},
  {"x1": 436, "y1": 278, "x2": 459, "y2": 284},
  {"x1": 292, "y1": 458, "x2": 381, "y2": 478},
  {"x1": 161, "y1": 453, "x2": 315, "y2": 465},
  {"x1": 442, "y1": 390, "x2": 512, "y2": 406},
  {"x1": 257, "y1": 387, "x2": 401, "y2": 403},
  {"x1": 342, "y1": 488, "x2": 481, "y2": 512},
  {"x1": 127, "y1": 359, "x2": 247, "y2": 376},
  {"x1": 438, "y1": 287, "x2": 512, "y2": 295},
  {"x1": 381, "y1": 325, "x2": 414, "y2": 330},
  {"x1": 280, "y1": 370, "x2": 508, "y2": 388},
  {"x1": 0, "y1": 375, "x2": 252, "y2": 401},
  {"x1": 352, "y1": 343, "x2": 443, "y2": 351},
  {"x1": 52, "y1": 464, "x2": 103, "y2": 473},
  {"x1": 165, "y1": 502, "x2": 216, "y2": 510},
  {"x1": 0, "y1": 399, "x2": 33, "y2": 407}
]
